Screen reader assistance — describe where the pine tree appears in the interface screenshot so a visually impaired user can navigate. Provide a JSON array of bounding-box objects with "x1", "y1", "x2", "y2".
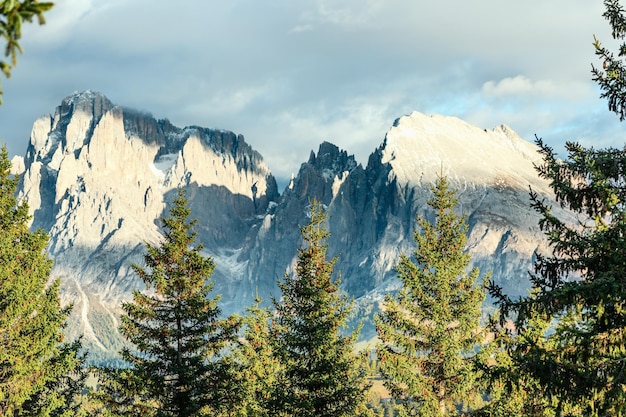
[
  {"x1": 592, "y1": 0, "x2": 626, "y2": 121},
  {"x1": 474, "y1": 294, "x2": 583, "y2": 417},
  {"x1": 229, "y1": 296, "x2": 282, "y2": 417},
  {"x1": 375, "y1": 176, "x2": 487, "y2": 417},
  {"x1": 93, "y1": 188, "x2": 240, "y2": 417},
  {"x1": 0, "y1": 0, "x2": 54, "y2": 104},
  {"x1": 0, "y1": 145, "x2": 85, "y2": 416},
  {"x1": 271, "y1": 200, "x2": 372, "y2": 417},
  {"x1": 478, "y1": 2, "x2": 626, "y2": 415},
  {"x1": 488, "y1": 138, "x2": 626, "y2": 415}
]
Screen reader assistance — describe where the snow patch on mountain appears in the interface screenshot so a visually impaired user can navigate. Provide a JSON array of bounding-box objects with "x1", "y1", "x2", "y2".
[
  {"x1": 73, "y1": 277, "x2": 107, "y2": 351},
  {"x1": 382, "y1": 112, "x2": 549, "y2": 193},
  {"x1": 151, "y1": 153, "x2": 178, "y2": 178},
  {"x1": 332, "y1": 171, "x2": 350, "y2": 197},
  {"x1": 10, "y1": 155, "x2": 24, "y2": 175},
  {"x1": 210, "y1": 248, "x2": 248, "y2": 283}
]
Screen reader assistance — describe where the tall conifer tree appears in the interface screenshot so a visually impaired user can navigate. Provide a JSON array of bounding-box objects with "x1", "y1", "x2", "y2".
[
  {"x1": 474, "y1": 297, "x2": 579, "y2": 417},
  {"x1": 229, "y1": 296, "x2": 281, "y2": 417},
  {"x1": 484, "y1": 1, "x2": 626, "y2": 415},
  {"x1": 489, "y1": 138, "x2": 626, "y2": 415},
  {"x1": 376, "y1": 176, "x2": 487, "y2": 417},
  {"x1": 271, "y1": 200, "x2": 372, "y2": 417},
  {"x1": 94, "y1": 189, "x2": 239, "y2": 417},
  {"x1": 0, "y1": 145, "x2": 85, "y2": 416}
]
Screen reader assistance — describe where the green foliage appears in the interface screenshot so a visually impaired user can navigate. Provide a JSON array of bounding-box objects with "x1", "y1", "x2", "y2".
[
  {"x1": 365, "y1": 356, "x2": 402, "y2": 417},
  {"x1": 0, "y1": 0, "x2": 53, "y2": 104},
  {"x1": 271, "y1": 199, "x2": 373, "y2": 417},
  {"x1": 474, "y1": 297, "x2": 584, "y2": 417},
  {"x1": 0, "y1": 145, "x2": 85, "y2": 415},
  {"x1": 92, "y1": 189, "x2": 240, "y2": 417},
  {"x1": 592, "y1": 0, "x2": 626, "y2": 121},
  {"x1": 489, "y1": 138, "x2": 626, "y2": 415},
  {"x1": 480, "y1": 2, "x2": 626, "y2": 415},
  {"x1": 375, "y1": 176, "x2": 488, "y2": 417},
  {"x1": 19, "y1": 339, "x2": 88, "y2": 417},
  {"x1": 228, "y1": 296, "x2": 282, "y2": 417}
]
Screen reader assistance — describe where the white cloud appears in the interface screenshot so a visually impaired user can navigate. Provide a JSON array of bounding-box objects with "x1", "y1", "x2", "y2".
[
  {"x1": 289, "y1": 24, "x2": 314, "y2": 33},
  {"x1": 295, "y1": 0, "x2": 383, "y2": 30},
  {"x1": 0, "y1": 0, "x2": 623, "y2": 179},
  {"x1": 316, "y1": 0, "x2": 382, "y2": 27},
  {"x1": 482, "y1": 75, "x2": 591, "y2": 101},
  {"x1": 482, "y1": 76, "x2": 555, "y2": 97},
  {"x1": 22, "y1": 0, "x2": 108, "y2": 46}
]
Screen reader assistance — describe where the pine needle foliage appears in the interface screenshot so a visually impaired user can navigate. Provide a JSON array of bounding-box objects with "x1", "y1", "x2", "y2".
[
  {"x1": 271, "y1": 199, "x2": 372, "y2": 417},
  {"x1": 0, "y1": 0, "x2": 53, "y2": 104},
  {"x1": 489, "y1": 138, "x2": 626, "y2": 416},
  {"x1": 229, "y1": 296, "x2": 282, "y2": 417},
  {"x1": 593, "y1": 0, "x2": 626, "y2": 121},
  {"x1": 93, "y1": 188, "x2": 240, "y2": 417},
  {"x1": 0, "y1": 145, "x2": 85, "y2": 416},
  {"x1": 474, "y1": 296, "x2": 584, "y2": 417},
  {"x1": 376, "y1": 176, "x2": 488, "y2": 417},
  {"x1": 480, "y1": 2, "x2": 626, "y2": 415}
]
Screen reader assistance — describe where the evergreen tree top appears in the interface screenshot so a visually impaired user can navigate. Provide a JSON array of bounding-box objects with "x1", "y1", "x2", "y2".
[
  {"x1": 0, "y1": 145, "x2": 85, "y2": 416},
  {"x1": 376, "y1": 176, "x2": 487, "y2": 416},
  {"x1": 272, "y1": 199, "x2": 372, "y2": 417},
  {"x1": 94, "y1": 188, "x2": 239, "y2": 417}
]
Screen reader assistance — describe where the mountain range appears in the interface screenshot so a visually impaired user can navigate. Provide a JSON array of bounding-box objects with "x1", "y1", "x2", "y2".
[{"x1": 12, "y1": 91, "x2": 562, "y2": 361}]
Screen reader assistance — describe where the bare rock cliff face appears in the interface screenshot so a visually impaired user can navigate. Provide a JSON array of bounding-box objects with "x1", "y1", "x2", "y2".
[
  {"x1": 15, "y1": 93, "x2": 562, "y2": 359},
  {"x1": 246, "y1": 114, "x2": 565, "y2": 337},
  {"x1": 16, "y1": 91, "x2": 279, "y2": 358}
]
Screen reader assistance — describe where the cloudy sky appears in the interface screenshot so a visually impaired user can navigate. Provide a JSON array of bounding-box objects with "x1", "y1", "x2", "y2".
[{"x1": 1, "y1": 0, "x2": 625, "y2": 184}]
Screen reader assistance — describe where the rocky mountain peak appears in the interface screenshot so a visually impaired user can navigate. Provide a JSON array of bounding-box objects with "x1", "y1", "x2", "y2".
[
  {"x1": 284, "y1": 141, "x2": 358, "y2": 204},
  {"x1": 378, "y1": 111, "x2": 549, "y2": 193},
  {"x1": 14, "y1": 92, "x2": 286, "y2": 358},
  {"x1": 60, "y1": 90, "x2": 114, "y2": 117},
  {"x1": 307, "y1": 141, "x2": 358, "y2": 175},
  {"x1": 122, "y1": 109, "x2": 177, "y2": 148},
  {"x1": 13, "y1": 93, "x2": 565, "y2": 360}
]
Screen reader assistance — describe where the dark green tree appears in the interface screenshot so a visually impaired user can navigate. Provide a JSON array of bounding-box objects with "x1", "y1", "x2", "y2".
[
  {"x1": 0, "y1": 145, "x2": 85, "y2": 416},
  {"x1": 482, "y1": 2, "x2": 626, "y2": 415},
  {"x1": 0, "y1": 0, "x2": 53, "y2": 104},
  {"x1": 489, "y1": 138, "x2": 626, "y2": 416},
  {"x1": 474, "y1": 295, "x2": 584, "y2": 417},
  {"x1": 592, "y1": 0, "x2": 626, "y2": 121},
  {"x1": 271, "y1": 200, "x2": 372, "y2": 417},
  {"x1": 375, "y1": 176, "x2": 488, "y2": 417},
  {"x1": 93, "y1": 188, "x2": 240, "y2": 417}
]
